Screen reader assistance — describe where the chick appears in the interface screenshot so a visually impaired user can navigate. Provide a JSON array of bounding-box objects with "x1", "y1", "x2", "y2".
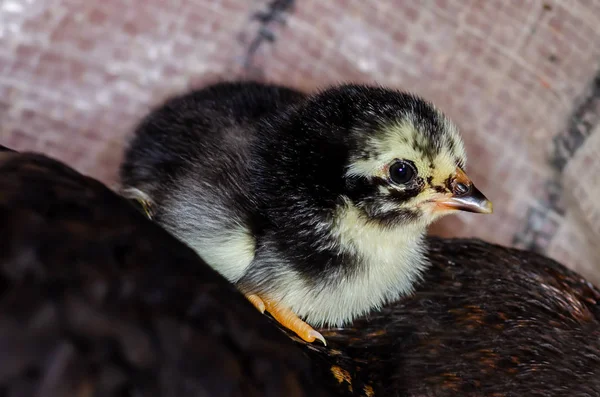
[{"x1": 119, "y1": 82, "x2": 492, "y2": 345}]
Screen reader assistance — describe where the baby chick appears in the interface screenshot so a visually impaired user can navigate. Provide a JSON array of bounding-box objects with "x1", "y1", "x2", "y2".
[{"x1": 120, "y1": 82, "x2": 492, "y2": 345}]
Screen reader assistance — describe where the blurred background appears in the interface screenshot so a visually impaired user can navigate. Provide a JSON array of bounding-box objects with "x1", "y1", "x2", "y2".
[{"x1": 0, "y1": 0, "x2": 599, "y2": 285}]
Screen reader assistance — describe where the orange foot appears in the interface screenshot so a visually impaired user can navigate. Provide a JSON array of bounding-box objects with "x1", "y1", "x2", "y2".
[{"x1": 246, "y1": 294, "x2": 326, "y2": 346}]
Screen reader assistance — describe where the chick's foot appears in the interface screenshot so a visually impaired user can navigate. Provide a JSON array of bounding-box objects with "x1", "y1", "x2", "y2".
[{"x1": 245, "y1": 294, "x2": 326, "y2": 346}]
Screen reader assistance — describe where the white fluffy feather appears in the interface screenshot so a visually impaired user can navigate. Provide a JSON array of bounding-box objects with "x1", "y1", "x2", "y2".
[{"x1": 256, "y1": 201, "x2": 428, "y2": 327}]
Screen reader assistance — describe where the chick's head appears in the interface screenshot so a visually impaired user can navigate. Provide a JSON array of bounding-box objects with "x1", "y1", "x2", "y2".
[
  {"x1": 260, "y1": 84, "x2": 492, "y2": 240},
  {"x1": 347, "y1": 104, "x2": 492, "y2": 230},
  {"x1": 280, "y1": 85, "x2": 493, "y2": 231}
]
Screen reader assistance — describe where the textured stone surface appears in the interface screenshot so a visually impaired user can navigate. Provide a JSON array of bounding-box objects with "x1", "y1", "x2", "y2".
[{"x1": 0, "y1": 0, "x2": 599, "y2": 283}]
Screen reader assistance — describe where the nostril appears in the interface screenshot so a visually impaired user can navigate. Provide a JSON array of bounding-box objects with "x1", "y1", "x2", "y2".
[{"x1": 453, "y1": 182, "x2": 470, "y2": 196}]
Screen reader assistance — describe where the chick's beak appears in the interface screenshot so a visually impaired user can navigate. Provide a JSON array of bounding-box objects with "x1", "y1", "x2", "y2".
[{"x1": 434, "y1": 168, "x2": 493, "y2": 214}]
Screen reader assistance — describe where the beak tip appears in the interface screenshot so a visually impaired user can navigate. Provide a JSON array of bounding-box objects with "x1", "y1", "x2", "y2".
[{"x1": 481, "y1": 200, "x2": 493, "y2": 214}]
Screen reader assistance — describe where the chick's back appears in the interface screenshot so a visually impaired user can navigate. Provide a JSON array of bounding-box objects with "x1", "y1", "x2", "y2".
[{"x1": 120, "y1": 82, "x2": 305, "y2": 282}]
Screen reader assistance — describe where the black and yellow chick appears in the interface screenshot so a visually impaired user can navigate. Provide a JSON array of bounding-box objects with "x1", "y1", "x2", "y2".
[{"x1": 119, "y1": 82, "x2": 493, "y2": 344}]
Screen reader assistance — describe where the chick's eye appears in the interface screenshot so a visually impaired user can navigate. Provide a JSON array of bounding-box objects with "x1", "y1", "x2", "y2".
[{"x1": 389, "y1": 160, "x2": 416, "y2": 185}]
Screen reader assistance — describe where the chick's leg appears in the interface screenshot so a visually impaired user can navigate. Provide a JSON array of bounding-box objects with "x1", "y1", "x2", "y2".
[{"x1": 245, "y1": 294, "x2": 326, "y2": 346}]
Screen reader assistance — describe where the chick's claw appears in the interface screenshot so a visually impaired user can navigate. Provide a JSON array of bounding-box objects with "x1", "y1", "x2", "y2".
[
  {"x1": 246, "y1": 294, "x2": 266, "y2": 313},
  {"x1": 245, "y1": 293, "x2": 326, "y2": 346}
]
